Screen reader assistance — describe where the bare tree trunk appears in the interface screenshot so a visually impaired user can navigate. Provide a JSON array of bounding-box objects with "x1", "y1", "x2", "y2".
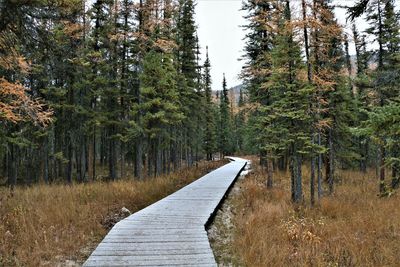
[
  {"x1": 8, "y1": 144, "x2": 17, "y2": 190},
  {"x1": 109, "y1": 127, "x2": 117, "y2": 181},
  {"x1": 66, "y1": 135, "x2": 73, "y2": 184},
  {"x1": 328, "y1": 128, "x2": 334, "y2": 194},
  {"x1": 81, "y1": 138, "x2": 86, "y2": 182},
  {"x1": 171, "y1": 139, "x2": 177, "y2": 172},
  {"x1": 379, "y1": 146, "x2": 386, "y2": 194},
  {"x1": 266, "y1": 156, "x2": 273, "y2": 189},
  {"x1": 135, "y1": 140, "x2": 143, "y2": 179},
  {"x1": 88, "y1": 136, "x2": 94, "y2": 181},
  {"x1": 43, "y1": 138, "x2": 49, "y2": 184},
  {"x1": 317, "y1": 130, "x2": 323, "y2": 198},
  {"x1": 148, "y1": 139, "x2": 153, "y2": 178},
  {"x1": 310, "y1": 152, "x2": 316, "y2": 205},
  {"x1": 76, "y1": 142, "x2": 82, "y2": 182},
  {"x1": 295, "y1": 155, "x2": 303, "y2": 203},
  {"x1": 156, "y1": 138, "x2": 162, "y2": 176},
  {"x1": 121, "y1": 148, "x2": 125, "y2": 179},
  {"x1": 290, "y1": 153, "x2": 295, "y2": 202}
]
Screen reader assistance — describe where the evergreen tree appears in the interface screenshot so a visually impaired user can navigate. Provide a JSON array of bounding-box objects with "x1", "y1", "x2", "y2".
[
  {"x1": 203, "y1": 47, "x2": 217, "y2": 160},
  {"x1": 352, "y1": 24, "x2": 372, "y2": 173},
  {"x1": 139, "y1": 50, "x2": 184, "y2": 176},
  {"x1": 350, "y1": 0, "x2": 400, "y2": 194},
  {"x1": 218, "y1": 74, "x2": 234, "y2": 157},
  {"x1": 257, "y1": 0, "x2": 312, "y2": 200},
  {"x1": 176, "y1": 0, "x2": 202, "y2": 166},
  {"x1": 308, "y1": 0, "x2": 354, "y2": 195},
  {"x1": 234, "y1": 88, "x2": 246, "y2": 153},
  {"x1": 241, "y1": 0, "x2": 278, "y2": 178}
]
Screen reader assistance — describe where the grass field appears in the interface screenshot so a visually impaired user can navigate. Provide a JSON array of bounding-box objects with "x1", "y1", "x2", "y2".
[
  {"x1": 230, "y1": 158, "x2": 400, "y2": 266},
  {"x1": 0, "y1": 160, "x2": 225, "y2": 267}
]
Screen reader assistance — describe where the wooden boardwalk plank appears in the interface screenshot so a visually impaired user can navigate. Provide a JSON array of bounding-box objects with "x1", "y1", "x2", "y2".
[{"x1": 83, "y1": 158, "x2": 248, "y2": 267}]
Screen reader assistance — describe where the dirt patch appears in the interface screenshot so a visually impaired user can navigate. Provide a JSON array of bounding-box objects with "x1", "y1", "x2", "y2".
[{"x1": 101, "y1": 207, "x2": 131, "y2": 230}]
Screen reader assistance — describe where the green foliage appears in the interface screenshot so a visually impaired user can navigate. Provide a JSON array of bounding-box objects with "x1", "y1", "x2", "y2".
[
  {"x1": 139, "y1": 51, "x2": 184, "y2": 140},
  {"x1": 218, "y1": 75, "x2": 235, "y2": 156},
  {"x1": 203, "y1": 48, "x2": 217, "y2": 159}
]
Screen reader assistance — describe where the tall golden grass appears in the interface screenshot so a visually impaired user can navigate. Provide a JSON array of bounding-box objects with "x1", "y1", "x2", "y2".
[
  {"x1": 0, "y1": 160, "x2": 225, "y2": 266},
  {"x1": 232, "y1": 160, "x2": 400, "y2": 266}
]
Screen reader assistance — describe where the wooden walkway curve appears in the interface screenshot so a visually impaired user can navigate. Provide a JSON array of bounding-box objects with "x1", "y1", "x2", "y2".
[{"x1": 83, "y1": 157, "x2": 248, "y2": 267}]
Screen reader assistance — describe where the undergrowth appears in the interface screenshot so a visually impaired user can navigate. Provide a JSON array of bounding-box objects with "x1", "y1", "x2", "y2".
[
  {"x1": 0, "y1": 160, "x2": 225, "y2": 266},
  {"x1": 231, "y1": 158, "x2": 400, "y2": 266}
]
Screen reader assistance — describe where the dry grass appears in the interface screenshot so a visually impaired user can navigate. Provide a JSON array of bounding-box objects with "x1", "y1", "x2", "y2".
[
  {"x1": 0, "y1": 160, "x2": 226, "y2": 267},
  {"x1": 231, "y1": 159, "x2": 400, "y2": 267}
]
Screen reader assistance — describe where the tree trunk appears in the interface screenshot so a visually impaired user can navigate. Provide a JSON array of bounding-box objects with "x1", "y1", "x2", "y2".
[
  {"x1": 295, "y1": 155, "x2": 303, "y2": 203},
  {"x1": 328, "y1": 128, "x2": 334, "y2": 194},
  {"x1": 66, "y1": 139, "x2": 72, "y2": 184},
  {"x1": 266, "y1": 156, "x2": 273, "y2": 189},
  {"x1": 359, "y1": 137, "x2": 367, "y2": 173},
  {"x1": 156, "y1": 138, "x2": 162, "y2": 176},
  {"x1": 43, "y1": 138, "x2": 49, "y2": 184},
  {"x1": 148, "y1": 139, "x2": 153, "y2": 178},
  {"x1": 290, "y1": 153, "x2": 295, "y2": 202},
  {"x1": 317, "y1": 130, "x2": 323, "y2": 198},
  {"x1": 391, "y1": 143, "x2": 399, "y2": 189},
  {"x1": 8, "y1": 144, "x2": 17, "y2": 190},
  {"x1": 135, "y1": 140, "x2": 143, "y2": 179},
  {"x1": 122, "y1": 151, "x2": 125, "y2": 179},
  {"x1": 100, "y1": 130, "x2": 106, "y2": 166},
  {"x1": 379, "y1": 146, "x2": 386, "y2": 194},
  {"x1": 290, "y1": 152, "x2": 302, "y2": 204},
  {"x1": 278, "y1": 156, "x2": 286, "y2": 171},
  {"x1": 109, "y1": 127, "x2": 117, "y2": 181},
  {"x1": 171, "y1": 139, "x2": 177, "y2": 172}
]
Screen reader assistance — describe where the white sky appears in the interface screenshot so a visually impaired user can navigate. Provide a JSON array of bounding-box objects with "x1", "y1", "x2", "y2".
[
  {"x1": 195, "y1": 0, "x2": 399, "y2": 89},
  {"x1": 195, "y1": 0, "x2": 246, "y2": 89}
]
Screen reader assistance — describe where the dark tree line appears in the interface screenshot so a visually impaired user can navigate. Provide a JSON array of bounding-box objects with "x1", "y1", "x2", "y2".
[
  {"x1": 241, "y1": 0, "x2": 400, "y2": 203},
  {"x1": 0, "y1": 0, "x2": 241, "y2": 186},
  {"x1": 3, "y1": 0, "x2": 398, "y2": 200}
]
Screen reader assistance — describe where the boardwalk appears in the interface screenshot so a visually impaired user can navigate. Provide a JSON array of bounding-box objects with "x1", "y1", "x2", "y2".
[{"x1": 83, "y1": 157, "x2": 248, "y2": 267}]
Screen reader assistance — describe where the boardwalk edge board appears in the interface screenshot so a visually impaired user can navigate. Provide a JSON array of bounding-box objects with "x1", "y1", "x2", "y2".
[
  {"x1": 204, "y1": 159, "x2": 247, "y2": 230},
  {"x1": 83, "y1": 157, "x2": 249, "y2": 267}
]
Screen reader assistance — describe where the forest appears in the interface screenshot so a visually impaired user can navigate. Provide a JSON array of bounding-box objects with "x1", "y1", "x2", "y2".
[
  {"x1": 2, "y1": 0, "x2": 399, "y2": 200},
  {"x1": 0, "y1": 0, "x2": 238, "y2": 185},
  {"x1": 1, "y1": 0, "x2": 400, "y2": 266}
]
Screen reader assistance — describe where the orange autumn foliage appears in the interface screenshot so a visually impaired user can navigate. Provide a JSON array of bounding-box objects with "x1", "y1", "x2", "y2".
[
  {"x1": 0, "y1": 78, "x2": 52, "y2": 126},
  {"x1": 0, "y1": 32, "x2": 52, "y2": 126}
]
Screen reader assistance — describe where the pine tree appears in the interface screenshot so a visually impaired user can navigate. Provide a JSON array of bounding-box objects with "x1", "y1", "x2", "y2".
[
  {"x1": 176, "y1": 0, "x2": 201, "y2": 166},
  {"x1": 234, "y1": 88, "x2": 246, "y2": 153},
  {"x1": 218, "y1": 74, "x2": 234, "y2": 157},
  {"x1": 139, "y1": 50, "x2": 184, "y2": 176},
  {"x1": 260, "y1": 0, "x2": 313, "y2": 201},
  {"x1": 350, "y1": 0, "x2": 400, "y2": 194},
  {"x1": 352, "y1": 24, "x2": 372, "y2": 173},
  {"x1": 241, "y1": 0, "x2": 278, "y2": 178},
  {"x1": 203, "y1": 47, "x2": 216, "y2": 160},
  {"x1": 308, "y1": 0, "x2": 354, "y2": 195}
]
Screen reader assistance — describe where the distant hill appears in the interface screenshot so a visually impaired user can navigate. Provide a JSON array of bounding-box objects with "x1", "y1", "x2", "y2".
[{"x1": 212, "y1": 84, "x2": 244, "y2": 105}]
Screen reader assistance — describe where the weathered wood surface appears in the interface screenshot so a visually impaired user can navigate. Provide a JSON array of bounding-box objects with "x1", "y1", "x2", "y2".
[{"x1": 83, "y1": 158, "x2": 248, "y2": 267}]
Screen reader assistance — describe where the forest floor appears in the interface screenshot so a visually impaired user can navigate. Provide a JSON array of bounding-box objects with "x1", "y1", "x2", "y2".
[
  {"x1": 0, "y1": 160, "x2": 226, "y2": 267},
  {"x1": 211, "y1": 156, "x2": 400, "y2": 267}
]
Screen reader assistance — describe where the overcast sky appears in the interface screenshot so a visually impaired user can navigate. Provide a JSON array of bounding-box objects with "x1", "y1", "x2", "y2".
[
  {"x1": 194, "y1": 0, "x2": 398, "y2": 90},
  {"x1": 195, "y1": 1, "x2": 246, "y2": 89}
]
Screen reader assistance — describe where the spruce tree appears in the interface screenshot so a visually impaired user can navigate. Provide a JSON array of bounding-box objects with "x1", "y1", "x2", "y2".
[
  {"x1": 350, "y1": 0, "x2": 400, "y2": 194},
  {"x1": 258, "y1": 0, "x2": 312, "y2": 201},
  {"x1": 176, "y1": 0, "x2": 201, "y2": 166},
  {"x1": 203, "y1": 47, "x2": 216, "y2": 160},
  {"x1": 218, "y1": 74, "x2": 233, "y2": 157}
]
